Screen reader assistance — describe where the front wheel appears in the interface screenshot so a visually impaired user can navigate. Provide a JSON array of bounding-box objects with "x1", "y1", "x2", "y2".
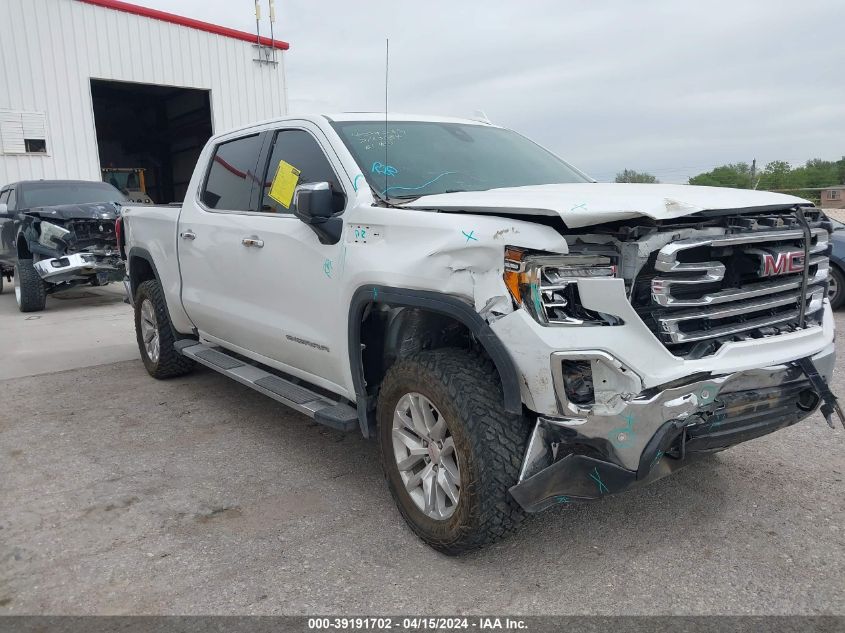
[
  {"x1": 14, "y1": 259, "x2": 47, "y2": 312},
  {"x1": 134, "y1": 279, "x2": 195, "y2": 379},
  {"x1": 377, "y1": 348, "x2": 530, "y2": 555}
]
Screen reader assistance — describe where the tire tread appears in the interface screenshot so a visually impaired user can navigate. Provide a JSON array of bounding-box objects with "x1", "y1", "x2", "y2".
[
  {"x1": 378, "y1": 348, "x2": 529, "y2": 555},
  {"x1": 135, "y1": 279, "x2": 195, "y2": 379},
  {"x1": 15, "y1": 259, "x2": 47, "y2": 312}
]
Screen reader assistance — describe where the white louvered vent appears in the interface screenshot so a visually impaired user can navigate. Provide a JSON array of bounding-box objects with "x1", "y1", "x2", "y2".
[{"x1": 0, "y1": 110, "x2": 48, "y2": 154}]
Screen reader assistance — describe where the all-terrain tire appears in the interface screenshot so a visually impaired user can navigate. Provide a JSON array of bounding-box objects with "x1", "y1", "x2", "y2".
[
  {"x1": 14, "y1": 259, "x2": 47, "y2": 312},
  {"x1": 377, "y1": 348, "x2": 530, "y2": 555},
  {"x1": 134, "y1": 279, "x2": 195, "y2": 379}
]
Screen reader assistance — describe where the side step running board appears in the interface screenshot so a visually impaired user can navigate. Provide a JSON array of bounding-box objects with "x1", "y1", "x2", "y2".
[{"x1": 175, "y1": 341, "x2": 358, "y2": 432}]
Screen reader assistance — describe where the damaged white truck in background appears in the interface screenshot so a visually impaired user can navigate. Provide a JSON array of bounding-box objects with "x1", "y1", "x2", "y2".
[{"x1": 118, "y1": 114, "x2": 844, "y2": 554}]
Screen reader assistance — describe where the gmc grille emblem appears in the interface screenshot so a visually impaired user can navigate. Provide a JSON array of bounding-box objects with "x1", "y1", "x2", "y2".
[{"x1": 759, "y1": 251, "x2": 805, "y2": 277}]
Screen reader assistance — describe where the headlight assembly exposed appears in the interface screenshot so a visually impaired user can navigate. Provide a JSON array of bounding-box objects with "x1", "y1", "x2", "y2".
[
  {"x1": 503, "y1": 247, "x2": 623, "y2": 326},
  {"x1": 37, "y1": 221, "x2": 71, "y2": 249}
]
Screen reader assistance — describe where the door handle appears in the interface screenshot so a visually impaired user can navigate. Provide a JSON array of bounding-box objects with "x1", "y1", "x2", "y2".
[
  {"x1": 242, "y1": 237, "x2": 264, "y2": 248},
  {"x1": 180, "y1": 230, "x2": 196, "y2": 240}
]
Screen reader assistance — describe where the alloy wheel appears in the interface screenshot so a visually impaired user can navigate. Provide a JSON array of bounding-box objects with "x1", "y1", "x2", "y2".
[
  {"x1": 139, "y1": 298, "x2": 160, "y2": 363},
  {"x1": 391, "y1": 392, "x2": 461, "y2": 520}
]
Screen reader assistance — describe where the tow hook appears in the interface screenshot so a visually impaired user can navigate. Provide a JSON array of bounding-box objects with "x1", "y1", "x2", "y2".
[{"x1": 796, "y1": 356, "x2": 845, "y2": 430}]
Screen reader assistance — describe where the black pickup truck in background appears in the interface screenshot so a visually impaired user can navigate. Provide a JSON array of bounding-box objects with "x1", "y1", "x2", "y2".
[{"x1": 0, "y1": 180, "x2": 128, "y2": 312}]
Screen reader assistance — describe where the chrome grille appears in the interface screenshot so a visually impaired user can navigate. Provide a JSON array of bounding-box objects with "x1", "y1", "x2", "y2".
[{"x1": 632, "y1": 212, "x2": 830, "y2": 357}]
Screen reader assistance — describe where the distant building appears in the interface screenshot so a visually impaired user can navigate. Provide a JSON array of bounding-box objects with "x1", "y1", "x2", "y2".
[
  {"x1": 0, "y1": 0, "x2": 289, "y2": 203},
  {"x1": 821, "y1": 186, "x2": 845, "y2": 209}
]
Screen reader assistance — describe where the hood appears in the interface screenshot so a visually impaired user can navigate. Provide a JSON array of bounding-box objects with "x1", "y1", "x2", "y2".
[
  {"x1": 398, "y1": 183, "x2": 811, "y2": 229},
  {"x1": 25, "y1": 202, "x2": 121, "y2": 221}
]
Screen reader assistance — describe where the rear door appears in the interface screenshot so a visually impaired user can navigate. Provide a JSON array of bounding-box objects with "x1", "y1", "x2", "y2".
[
  {"x1": 177, "y1": 131, "x2": 266, "y2": 345},
  {"x1": 177, "y1": 123, "x2": 352, "y2": 394}
]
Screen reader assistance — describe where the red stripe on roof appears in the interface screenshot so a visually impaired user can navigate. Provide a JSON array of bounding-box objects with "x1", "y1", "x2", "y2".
[{"x1": 77, "y1": 0, "x2": 290, "y2": 50}]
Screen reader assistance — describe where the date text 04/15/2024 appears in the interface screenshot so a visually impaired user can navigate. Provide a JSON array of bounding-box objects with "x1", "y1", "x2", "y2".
[{"x1": 307, "y1": 616, "x2": 528, "y2": 630}]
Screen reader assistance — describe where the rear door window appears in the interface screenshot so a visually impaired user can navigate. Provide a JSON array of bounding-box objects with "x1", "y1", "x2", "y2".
[{"x1": 202, "y1": 134, "x2": 263, "y2": 211}]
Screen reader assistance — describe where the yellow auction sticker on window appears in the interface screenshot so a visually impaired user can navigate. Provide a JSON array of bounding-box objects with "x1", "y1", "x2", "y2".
[{"x1": 268, "y1": 160, "x2": 301, "y2": 209}]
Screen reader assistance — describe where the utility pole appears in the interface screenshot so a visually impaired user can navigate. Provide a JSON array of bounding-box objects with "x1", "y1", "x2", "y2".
[{"x1": 750, "y1": 158, "x2": 757, "y2": 189}]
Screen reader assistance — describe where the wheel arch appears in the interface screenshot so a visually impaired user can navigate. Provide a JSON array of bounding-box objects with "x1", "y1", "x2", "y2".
[
  {"x1": 127, "y1": 246, "x2": 189, "y2": 338},
  {"x1": 348, "y1": 285, "x2": 523, "y2": 437},
  {"x1": 16, "y1": 231, "x2": 32, "y2": 259},
  {"x1": 127, "y1": 246, "x2": 161, "y2": 298}
]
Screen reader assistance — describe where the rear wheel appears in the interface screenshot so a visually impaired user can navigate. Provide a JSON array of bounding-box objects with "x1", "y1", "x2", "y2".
[
  {"x1": 377, "y1": 348, "x2": 529, "y2": 555},
  {"x1": 134, "y1": 279, "x2": 195, "y2": 379},
  {"x1": 829, "y1": 264, "x2": 845, "y2": 309},
  {"x1": 14, "y1": 259, "x2": 47, "y2": 312}
]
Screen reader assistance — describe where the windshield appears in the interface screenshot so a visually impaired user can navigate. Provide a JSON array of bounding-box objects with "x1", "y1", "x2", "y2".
[
  {"x1": 331, "y1": 120, "x2": 590, "y2": 199},
  {"x1": 19, "y1": 182, "x2": 126, "y2": 208}
]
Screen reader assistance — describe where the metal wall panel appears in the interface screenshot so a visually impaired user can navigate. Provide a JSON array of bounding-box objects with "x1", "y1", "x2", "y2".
[{"x1": 0, "y1": 0, "x2": 287, "y2": 185}]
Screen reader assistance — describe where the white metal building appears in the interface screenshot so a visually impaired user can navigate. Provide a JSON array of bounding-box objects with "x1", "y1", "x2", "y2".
[{"x1": 0, "y1": 0, "x2": 289, "y2": 202}]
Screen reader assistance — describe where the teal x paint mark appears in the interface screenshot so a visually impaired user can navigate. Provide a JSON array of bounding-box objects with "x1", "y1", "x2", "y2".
[
  {"x1": 589, "y1": 467, "x2": 609, "y2": 494},
  {"x1": 323, "y1": 259, "x2": 333, "y2": 279},
  {"x1": 352, "y1": 174, "x2": 365, "y2": 192},
  {"x1": 556, "y1": 495, "x2": 571, "y2": 504},
  {"x1": 462, "y1": 230, "x2": 478, "y2": 243},
  {"x1": 571, "y1": 203, "x2": 587, "y2": 211},
  {"x1": 608, "y1": 413, "x2": 636, "y2": 448},
  {"x1": 372, "y1": 287, "x2": 379, "y2": 301}
]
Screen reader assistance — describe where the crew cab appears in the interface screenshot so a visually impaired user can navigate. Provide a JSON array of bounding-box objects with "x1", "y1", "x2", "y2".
[
  {"x1": 120, "y1": 113, "x2": 841, "y2": 554},
  {"x1": 0, "y1": 179, "x2": 127, "y2": 311}
]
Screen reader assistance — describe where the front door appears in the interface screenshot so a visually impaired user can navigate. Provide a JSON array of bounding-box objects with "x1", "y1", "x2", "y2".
[{"x1": 178, "y1": 124, "x2": 351, "y2": 394}]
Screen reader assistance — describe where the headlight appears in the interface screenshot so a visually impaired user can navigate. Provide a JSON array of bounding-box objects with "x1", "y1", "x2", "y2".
[
  {"x1": 37, "y1": 221, "x2": 71, "y2": 248},
  {"x1": 503, "y1": 247, "x2": 622, "y2": 326}
]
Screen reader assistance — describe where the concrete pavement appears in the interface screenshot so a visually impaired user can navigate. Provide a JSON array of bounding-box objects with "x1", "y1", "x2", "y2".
[
  {"x1": 0, "y1": 283, "x2": 137, "y2": 380},
  {"x1": 0, "y1": 287, "x2": 843, "y2": 615}
]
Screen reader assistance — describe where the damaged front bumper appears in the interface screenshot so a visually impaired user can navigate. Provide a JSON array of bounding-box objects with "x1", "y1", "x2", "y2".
[
  {"x1": 509, "y1": 343, "x2": 836, "y2": 513},
  {"x1": 33, "y1": 252, "x2": 124, "y2": 285}
]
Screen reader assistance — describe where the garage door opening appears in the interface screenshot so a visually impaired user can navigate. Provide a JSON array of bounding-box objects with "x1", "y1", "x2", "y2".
[{"x1": 91, "y1": 79, "x2": 213, "y2": 204}]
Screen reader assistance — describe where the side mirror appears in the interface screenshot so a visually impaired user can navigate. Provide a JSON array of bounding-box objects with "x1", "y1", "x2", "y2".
[
  {"x1": 293, "y1": 182, "x2": 334, "y2": 221},
  {"x1": 293, "y1": 182, "x2": 342, "y2": 244}
]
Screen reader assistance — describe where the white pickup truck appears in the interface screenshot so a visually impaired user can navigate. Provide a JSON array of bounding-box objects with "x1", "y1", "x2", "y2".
[{"x1": 119, "y1": 113, "x2": 841, "y2": 554}]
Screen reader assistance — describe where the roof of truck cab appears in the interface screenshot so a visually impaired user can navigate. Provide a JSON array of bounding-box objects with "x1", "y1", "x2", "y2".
[
  {"x1": 323, "y1": 113, "x2": 495, "y2": 125},
  {"x1": 210, "y1": 113, "x2": 499, "y2": 142}
]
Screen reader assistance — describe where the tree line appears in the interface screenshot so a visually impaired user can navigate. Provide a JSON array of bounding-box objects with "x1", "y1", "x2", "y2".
[{"x1": 615, "y1": 157, "x2": 845, "y2": 205}]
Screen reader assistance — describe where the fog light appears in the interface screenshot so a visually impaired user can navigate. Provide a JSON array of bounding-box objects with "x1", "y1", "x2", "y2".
[{"x1": 560, "y1": 359, "x2": 594, "y2": 405}]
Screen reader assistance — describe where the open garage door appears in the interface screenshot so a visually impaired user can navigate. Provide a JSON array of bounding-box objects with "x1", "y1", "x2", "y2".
[{"x1": 91, "y1": 79, "x2": 213, "y2": 204}]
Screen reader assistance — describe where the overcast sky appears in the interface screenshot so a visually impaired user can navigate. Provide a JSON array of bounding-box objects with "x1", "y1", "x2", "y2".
[{"x1": 140, "y1": 0, "x2": 843, "y2": 183}]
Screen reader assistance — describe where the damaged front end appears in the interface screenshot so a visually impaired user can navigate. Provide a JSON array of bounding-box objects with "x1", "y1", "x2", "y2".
[
  {"x1": 502, "y1": 206, "x2": 843, "y2": 512},
  {"x1": 23, "y1": 203, "x2": 124, "y2": 287},
  {"x1": 510, "y1": 345, "x2": 834, "y2": 512}
]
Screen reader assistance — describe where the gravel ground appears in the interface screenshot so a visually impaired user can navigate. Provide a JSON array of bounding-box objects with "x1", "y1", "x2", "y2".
[{"x1": 1, "y1": 317, "x2": 844, "y2": 615}]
